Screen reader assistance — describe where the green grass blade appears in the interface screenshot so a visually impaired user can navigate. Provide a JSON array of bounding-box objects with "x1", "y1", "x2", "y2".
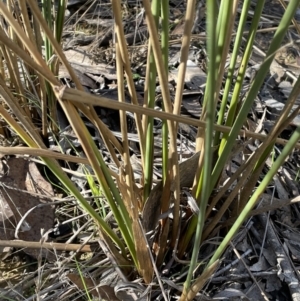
[
  {"x1": 55, "y1": 0, "x2": 66, "y2": 44},
  {"x1": 183, "y1": 0, "x2": 217, "y2": 292},
  {"x1": 214, "y1": 0, "x2": 252, "y2": 145},
  {"x1": 161, "y1": 0, "x2": 169, "y2": 187},
  {"x1": 75, "y1": 259, "x2": 93, "y2": 301},
  {"x1": 143, "y1": 0, "x2": 160, "y2": 201},
  {"x1": 211, "y1": 0, "x2": 299, "y2": 195},
  {"x1": 219, "y1": 0, "x2": 265, "y2": 154},
  {"x1": 208, "y1": 123, "x2": 300, "y2": 268}
]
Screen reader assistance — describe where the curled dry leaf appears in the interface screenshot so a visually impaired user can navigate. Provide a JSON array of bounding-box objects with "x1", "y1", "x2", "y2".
[
  {"x1": 142, "y1": 151, "x2": 200, "y2": 233},
  {"x1": 67, "y1": 273, "x2": 119, "y2": 301},
  {"x1": 0, "y1": 157, "x2": 54, "y2": 259}
]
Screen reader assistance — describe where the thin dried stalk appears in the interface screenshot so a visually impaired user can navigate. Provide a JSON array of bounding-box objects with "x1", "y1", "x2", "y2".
[
  {"x1": 111, "y1": 1, "x2": 145, "y2": 159},
  {"x1": 60, "y1": 87, "x2": 300, "y2": 149}
]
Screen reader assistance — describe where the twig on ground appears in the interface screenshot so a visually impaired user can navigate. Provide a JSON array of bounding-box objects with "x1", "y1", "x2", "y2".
[{"x1": 0, "y1": 240, "x2": 92, "y2": 252}]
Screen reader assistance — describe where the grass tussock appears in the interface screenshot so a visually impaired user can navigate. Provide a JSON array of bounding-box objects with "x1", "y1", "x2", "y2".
[{"x1": 0, "y1": 0, "x2": 300, "y2": 300}]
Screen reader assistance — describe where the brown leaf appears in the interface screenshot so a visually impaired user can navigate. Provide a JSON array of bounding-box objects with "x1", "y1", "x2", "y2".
[
  {"x1": 0, "y1": 157, "x2": 54, "y2": 258},
  {"x1": 132, "y1": 221, "x2": 153, "y2": 283},
  {"x1": 67, "y1": 273, "x2": 119, "y2": 300},
  {"x1": 169, "y1": 61, "x2": 207, "y2": 90},
  {"x1": 60, "y1": 49, "x2": 117, "y2": 80},
  {"x1": 117, "y1": 175, "x2": 153, "y2": 283},
  {"x1": 142, "y1": 152, "x2": 200, "y2": 233}
]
